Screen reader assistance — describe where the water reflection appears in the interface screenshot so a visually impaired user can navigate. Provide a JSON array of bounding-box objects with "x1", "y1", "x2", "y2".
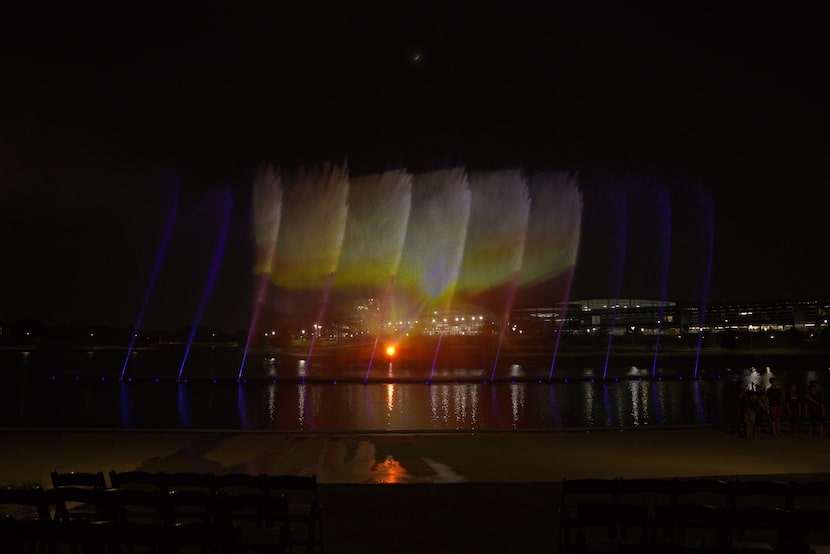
[
  {"x1": 237, "y1": 385, "x2": 248, "y2": 429},
  {"x1": 430, "y1": 385, "x2": 446, "y2": 426},
  {"x1": 6, "y1": 363, "x2": 826, "y2": 431},
  {"x1": 310, "y1": 385, "x2": 321, "y2": 427},
  {"x1": 669, "y1": 382, "x2": 680, "y2": 424},
  {"x1": 490, "y1": 385, "x2": 501, "y2": 428},
  {"x1": 548, "y1": 385, "x2": 562, "y2": 427},
  {"x1": 583, "y1": 382, "x2": 594, "y2": 426},
  {"x1": 640, "y1": 380, "x2": 649, "y2": 424},
  {"x1": 120, "y1": 382, "x2": 133, "y2": 428},
  {"x1": 386, "y1": 383, "x2": 395, "y2": 428},
  {"x1": 267, "y1": 384, "x2": 276, "y2": 423},
  {"x1": 371, "y1": 455, "x2": 408, "y2": 484},
  {"x1": 628, "y1": 380, "x2": 640, "y2": 425},
  {"x1": 602, "y1": 384, "x2": 615, "y2": 427},
  {"x1": 177, "y1": 383, "x2": 191, "y2": 429},
  {"x1": 297, "y1": 384, "x2": 306, "y2": 429},
  {"x1": 693, "y1": 380, "x2": 706, "y2": 424},
  {"x1": 454, "y1": 385, "x2": 466, "y2": 425},
  {"x1": 509, "y1": 382, "x2": 525, "y2": 428},
  {"x1": 386, "y1": 383, "x2": 395, "y2": 413},
  {"x1": 651, "y1": 381, "x2": 664, "y2": 425}
]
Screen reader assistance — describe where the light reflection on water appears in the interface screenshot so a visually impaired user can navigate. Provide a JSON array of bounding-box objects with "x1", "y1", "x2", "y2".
[
  {"x1": 3, "y1": 349, "x2": 828, "y2": 431},
  {"x1": 628, "y1": 380, "x2": 639, "y2": 425},
  {"x1": 652, "y1": 381, "x2": 664, "y2": 425},
  {"x1": 583, "y1": 382, "x2": 594, "y2": 426},
  {"x1": 0, "y1": 376, "x2": 736, "y2": 430},
  {"x1": 297, "y1": 384, "x2": 306, "y2": 429},
  {"x1": 386, "y1": 383, "x2": 395, "y2": 428},
  {"x1": 267, "y1": 384, "x2": 276, "y2": 422},
  {"x1": 454, "y1": 385, "x2": 465, "y2": 425},
  {"x1": 510, "y1": 382, "x2": 524, "y2": 428}
]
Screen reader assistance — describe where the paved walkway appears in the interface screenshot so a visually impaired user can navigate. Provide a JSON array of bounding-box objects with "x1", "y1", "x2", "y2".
[
  {"x1": 3, "y1": 427, "x2": 830, "y2": 486},
  {"x1": 2, "y1": 428, "x2": 829, "y2": 552}
]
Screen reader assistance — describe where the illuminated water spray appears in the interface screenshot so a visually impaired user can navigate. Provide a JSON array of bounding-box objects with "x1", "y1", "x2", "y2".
[
  {"x1": 513, "y1": 173, "x2": 582, "y2": 381},
  {"x1": 453, "y1": 170, "x2": 530, "y2": 382},
  {"x1": 548, "y1": 265, "x2": 575, "y2": 382},
  {"x1": 120, "y1": 177, "x2": 180, "y2": 381},
  {"x1": 395, "y1": 169, "x2": 471, "y2": 383},
  {"x1": 176, "y1": 189, "x2": 233, "y2": 383},
  {"x1": 267, "y1": 163, "x2": 349, "y2": 381},
  {"x1": 305, "y1": 270, "x2": 336, "y2": 380},
  {"x1": 364, "y1": 274, "x2": 396, "y2": 382},
  {"x1": 241, "y1": 161, "x2": 584, "y2": 382},
  {"x1": 651, "y1": 184, "x2": 672, "y2": 380},
  {"x1": 332, "y1": 170, "x2": 412, "y2": 383},
  {"x1": 238, "y1": 164, "x2": 282, "y2": 382},
  {"x1": 602, "y1": 188, "x2": 629, "y2": 381}
]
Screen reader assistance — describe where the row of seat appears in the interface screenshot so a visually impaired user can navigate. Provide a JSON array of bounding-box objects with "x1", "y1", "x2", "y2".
[
  {"x1": 0, "y1": 470, "x2": 325, "y2": 553},
  {"x1": 53, "y1": 470, "x2": 318, "y2": 498},
  {"x1": 562, "y1": 477, "x2": 830, "y2": 511},
  {"x1": 0, "y1": 516, "x2": 243, "y2": 553},
  {"x1": 559, "y1": 477, "x2": 830, "y2": 553}
]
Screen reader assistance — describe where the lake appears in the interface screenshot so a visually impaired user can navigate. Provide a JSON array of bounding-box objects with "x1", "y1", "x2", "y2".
[{"x1": 1, "y1": 347, "x2": 826, "y2": 431}]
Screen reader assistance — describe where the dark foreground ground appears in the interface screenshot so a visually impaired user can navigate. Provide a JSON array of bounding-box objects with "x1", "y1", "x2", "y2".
[
  {"x1": 2, "y1": 428, "x2": 830, "y2": 552},
  {"x1": 319, "y1": 481, "x2": 560, "y2": 552}
]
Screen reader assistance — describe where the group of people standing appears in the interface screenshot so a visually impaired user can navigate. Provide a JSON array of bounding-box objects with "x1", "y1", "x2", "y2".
[{"x1": 738, "y1": 377, "x2": 826, "y2": 439}]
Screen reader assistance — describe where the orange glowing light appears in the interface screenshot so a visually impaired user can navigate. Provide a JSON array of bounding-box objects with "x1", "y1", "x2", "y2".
[
  {"x1": 373, "y1": 455, "x2": 408, "y2": 483},
  {"x1": 385, "y1": 345, "x2": 396, "y2": 357}
]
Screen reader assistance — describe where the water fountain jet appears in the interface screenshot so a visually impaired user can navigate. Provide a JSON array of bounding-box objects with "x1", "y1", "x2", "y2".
[
  {"x1": 120, "y1": 177, "x2": 180, "y2": 381},
  {"x1": 176, "y1": 189, "x2": 233, "y2": 383},
  {"x1": 238, "y1": 163, "x2": 282, "y2": 382}
]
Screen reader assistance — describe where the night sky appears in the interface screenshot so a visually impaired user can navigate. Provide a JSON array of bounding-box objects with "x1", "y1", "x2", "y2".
[{"x1": 2, "y1": 3, "x2": 829, "y2": 332}]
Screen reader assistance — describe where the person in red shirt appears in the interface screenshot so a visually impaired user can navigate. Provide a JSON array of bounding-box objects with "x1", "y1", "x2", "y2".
[{"x1": 765, "y1": 377, "x2": 784, "y2": 437}]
